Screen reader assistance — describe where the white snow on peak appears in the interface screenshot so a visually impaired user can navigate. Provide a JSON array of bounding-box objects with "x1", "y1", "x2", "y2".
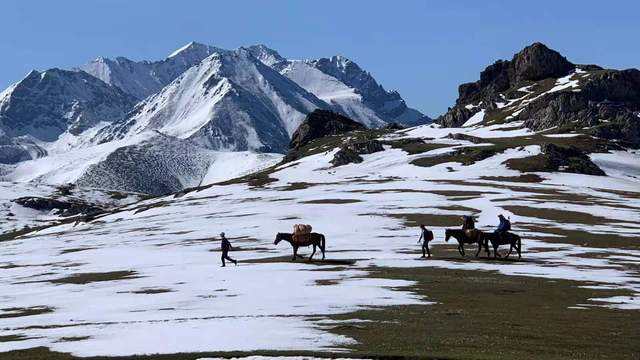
[
  {"x1": 280, "y1": 60, "x2": 386, "y2": 128},
  {"x1": 168, "y1": 41, "x2": 200, "y2": 58}
]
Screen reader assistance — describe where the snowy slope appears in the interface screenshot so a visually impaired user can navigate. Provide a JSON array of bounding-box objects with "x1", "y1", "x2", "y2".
[
  {"x1": 0, "y1": 69, "x2": 135, "y2": 163},
  {"x1": 1, "y1": 121, "x2": 638, "y2": 357},
  {"x1": 79, "y1": 42, "x2": 224, "y2": 100},
  {"x1": 98, "y1": 48, "x2": 328, "y2": 153},
  {"x1": 280, "y1": 61, "x2": 387, "y2": 128},
  {"x1": 307, "y1": 55, "x2": 430, "y2": 126}
]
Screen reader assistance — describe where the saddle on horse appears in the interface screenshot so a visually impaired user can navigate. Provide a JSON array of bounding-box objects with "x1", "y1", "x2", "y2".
[{"x1": 292, "y1": 224, "x2": 313, "y2": 244}]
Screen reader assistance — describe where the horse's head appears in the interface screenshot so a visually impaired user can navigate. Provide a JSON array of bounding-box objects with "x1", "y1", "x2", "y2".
[
  {"x1": 274, "y1": 233, "x2": 283, "y2": 245},
  {"x1": 444, "y1": 229, "x2": 451, "y2": 242}
]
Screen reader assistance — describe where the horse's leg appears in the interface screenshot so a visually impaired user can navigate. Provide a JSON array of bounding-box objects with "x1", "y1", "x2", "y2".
[
  {"x1": 460, "y1": 243, "x2": 466, "y2": 257},
  {"x1": 475, "y1": 240, "x2": 481, "y2": 257},
  {"x1": 292, "y1": 246, "x2": 298, "y2": 261},
  {"x1": 517, "y1": 237, "x2": 522, "y2": 259},
  {"x1": 493, "y1": 244, "x2": 501, "y2": 258},
  {"x1": 505, "y1": 243, "x2": 513, "y2": 259},
  {"x1": 309, "y1": 244, "x2": 316, "y2": 261}
]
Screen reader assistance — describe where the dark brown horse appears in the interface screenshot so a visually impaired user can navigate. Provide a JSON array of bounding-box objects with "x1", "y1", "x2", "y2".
[
  {"x1": 482, "y1": 231, "x2": 522, "y2": 259},
  {"x1": 274, "y1": 232, "x2": 326, "y2": 261},
  {"x1": 445, "y1": 228, "x2": 488, "y2": 257}
]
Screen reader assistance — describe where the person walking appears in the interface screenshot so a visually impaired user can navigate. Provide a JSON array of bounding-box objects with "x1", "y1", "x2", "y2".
[
  {"x1": 418, "y1": 224, "x2": 434, "y2": 258},
  {"x1": 220, "y1": 232, "x2": 238, "y2": 267}
]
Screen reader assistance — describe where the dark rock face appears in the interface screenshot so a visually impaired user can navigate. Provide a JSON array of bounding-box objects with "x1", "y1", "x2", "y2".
[
  {"x1": 436, "y1": 42, "x2": 640, "y2": 148},
  {"x1": 438, "y1": 42, "x2": 576, "y2": 127},
  {"x1": 13, "y1": 197, "x2": 104, "y2": 217},
  {"x1": 512, "y1": 42, "x2": 574, "y2": 82},
  {"x1": 438, "y1": 106, "x2": 477, "y2": 128},
  {"x1": 331, "y1": 139, "x2": 384, "y2": 167},
  {"x1": 520, "y1": 69, "x2": 640, "y2": 147},
  {"x1": 289, "y1": 110, "x2": 365, "y2": 150},
  {"x1": 331, "y1": 148, "x2": 363, "y2": 166},
  {"x1": 0, "y1": 69, "x2": 136, "y2": 142}
]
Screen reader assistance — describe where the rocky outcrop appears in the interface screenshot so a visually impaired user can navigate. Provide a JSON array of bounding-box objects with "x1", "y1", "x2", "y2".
[
  {"x1": 289, "y1": 110, "x2": 365, "y2": 150},
  {"x1": 331, "y1": 139, "x2": 384, "y2": 167},
  {"x1": 438, "y1": 43, "x2": 576, "y2": 127},
  {"x1": 331, "y1": 148, "x2": 362, "y2": 166},
  {"x1": 436, "y1": 42, "x2": 640, "y2": 148},
  {"x1": 13, "y1": 197, "x2": 105, "y2": 217},
  {"x1": 519, "y1": 69, "x2": 640, "y2": 147}
]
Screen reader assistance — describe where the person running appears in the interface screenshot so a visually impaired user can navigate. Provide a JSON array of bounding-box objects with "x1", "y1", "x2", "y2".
[
  {"x1": 418, "y1": 224, "x2": 434, "y2": 258},
  {"x1": 494, "y1": 214, "x2": 511, "y2": 240},
  {"x1": 220, "y1": 232, "x2": 238, "y2": 267}
]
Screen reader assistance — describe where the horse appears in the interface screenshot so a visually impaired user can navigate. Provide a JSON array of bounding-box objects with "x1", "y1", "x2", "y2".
[
  {"x1": 274, "y1": 232, "x2": 326, "y2": 261},
  {"x1": 482, "y1": 231, "x2": 522, "y2": 259},
  {"x1": 444, "y1": 228, "x2": 488, "y2": 257}
]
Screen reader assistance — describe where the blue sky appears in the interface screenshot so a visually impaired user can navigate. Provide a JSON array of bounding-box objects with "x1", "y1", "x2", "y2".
[{"x1": 2, "y1": 0, "x2": 639, "y2": 116}]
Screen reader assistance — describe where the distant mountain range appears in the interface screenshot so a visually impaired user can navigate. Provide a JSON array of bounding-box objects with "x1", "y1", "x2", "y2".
[
  {"x1": 1, "y1": 41, "x2": 637, "y2": 195},
  {"x1": 0, "y1": 42, "x2": 430, "y2": 194}
]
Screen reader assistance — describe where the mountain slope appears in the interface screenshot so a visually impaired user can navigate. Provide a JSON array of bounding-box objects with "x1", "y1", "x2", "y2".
[
  {"x1": 79, "y1": 42, "x2": 223, "y2": 100},
  {"x1": 0, "y1": 69, "x2": 136, "y2": 163},
  {"x1": 307, "y1": 55, "x2": 430, "y2": 126},
  {"x1": 97, "y1": 48, "x2": 328, "y2": 153},
  {"x1": 245, "y1": 45, "x2": 430, "y2": 127}
]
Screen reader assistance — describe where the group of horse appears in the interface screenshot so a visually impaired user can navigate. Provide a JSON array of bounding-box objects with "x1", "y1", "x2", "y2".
[
  {"x1": 273, "y1": 225, "x2": 522, "y2": 262},
  {"x1": 444, "y1": 228, "x2": 522, "y2": 259}
]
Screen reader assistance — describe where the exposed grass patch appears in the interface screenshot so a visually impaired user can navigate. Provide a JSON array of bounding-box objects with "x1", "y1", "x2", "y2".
[
  {"x1": 0, "y1": 306, "x2": 54, "y2": 319},
  {"x1": 0, "y1": 334, "x2": 34, "y2": 343},
  {"x1": 383, "y1": 138, "x2": 452, "y2": 155},
  {"x1": 54, "y1": 336, "x2": 90, "y2": 343},
  {"x1": 45, "y1": 271, "x2": 139, "y2": 285},
  {"x1": 480, "y1": 174, "x2": 544, "y2": 183},
  {"x1": 120, "y1": 288, "x2": 174, "y2": 295},
  {"x1": 328, "y1": 266, "x2": 640, "y2": 359},
  {"x1": 521, "y1": 224, "x2": 640, "y2": 250},
  {"x1": 59, "y1": 247, "x2": 95, "y2": 255},
  {"x1": 503, "y1": 205, "x2": 613, "y2": 226},
  {"x1": 300, "y1": 199, "x2": 362, "y2": 204}
]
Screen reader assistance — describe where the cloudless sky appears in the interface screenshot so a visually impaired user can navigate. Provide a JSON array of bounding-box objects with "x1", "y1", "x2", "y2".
[{"x1": 2, "y1": 0, "x2": 639, "y2": 117}]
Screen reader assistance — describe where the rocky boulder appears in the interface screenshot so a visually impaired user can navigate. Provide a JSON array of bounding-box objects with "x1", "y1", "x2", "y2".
[
  {"x1": 512, "y1": 42, "x2": 574, "y2": 82},
  {"x1": 289, "y1": 110, "x2": 365, "y2": 150},
  {"x1": 331, "y1": 139, "x2": 384, "y2": 167}
]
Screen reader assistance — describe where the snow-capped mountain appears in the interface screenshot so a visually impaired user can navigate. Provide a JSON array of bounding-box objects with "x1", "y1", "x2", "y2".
[
  {"x1": 0, "y1": 41, "x2": 432, "y2": 194},
  {"x1": 0, "y1": 68, "x2": 136, "y2": 163},
  {"x1": 79, "y1": 42, "x2": 223, "y2": 100},
  {"x1": 97, "y1": 48, "x2": 327, "y2": 153},
  {"x1": 306, "y1": 55, "x2": 429, "y2": 126},
  {"x1": 254, "y1": 45, "x2": 434, "y2": 128},
  {"x1": 243, "y1": 45, "x2": 429, "y2": 127}
]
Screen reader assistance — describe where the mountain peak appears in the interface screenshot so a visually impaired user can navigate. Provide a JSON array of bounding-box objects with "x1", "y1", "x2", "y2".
[
  {"x1": 245, "y1": 44, "x2": 286, "y2": 66},
  {"x1": 167, "y1": 41, "x2": 213, "y2": 58},
  {"x1": 512, "y1": 42, "x2": 574, "y2": 82}
]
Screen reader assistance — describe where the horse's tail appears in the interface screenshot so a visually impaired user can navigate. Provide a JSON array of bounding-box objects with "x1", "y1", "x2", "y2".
[
  {"x1": 321, "y1": 234, "x2": 326, "y2": 250},
  {"x1": 517, "y1": 234, "x2": 521, "y2": 250}
]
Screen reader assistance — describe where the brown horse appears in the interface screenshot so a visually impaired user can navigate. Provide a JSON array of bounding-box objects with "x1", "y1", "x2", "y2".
[
  {"x1": 482, "y1": 231, "x2": 522, "y2": 259},
  {"x1": 274, "y1": 232, "x2": 326, "y2": 261},
  {"x1": 445, "y1": 228, "x2": 489, "y2": 257}
]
